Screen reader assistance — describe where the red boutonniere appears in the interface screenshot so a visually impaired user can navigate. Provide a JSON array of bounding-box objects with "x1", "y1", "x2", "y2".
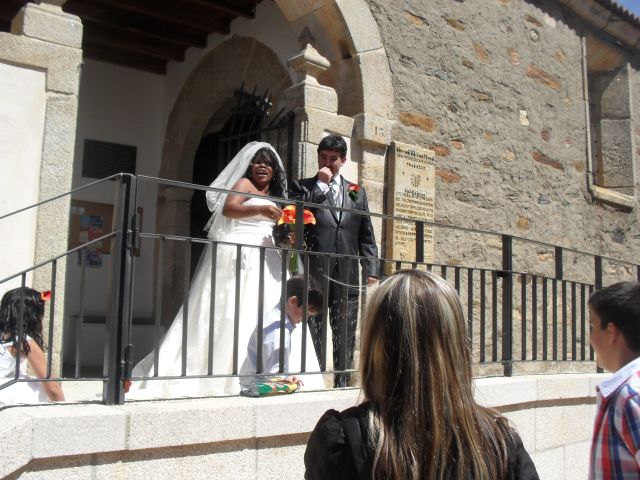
[
  {"x1": 348, "y1": 184, "x2": 360, "y2": 201},
  {"x1": 40, "y1": 290, "x2": 51, "y2": 302}
]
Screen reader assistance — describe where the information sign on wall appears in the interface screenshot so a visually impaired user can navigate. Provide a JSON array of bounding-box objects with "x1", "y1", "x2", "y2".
[{"x1": 385, "y1": 142, "x2": 436, "y2": 265}]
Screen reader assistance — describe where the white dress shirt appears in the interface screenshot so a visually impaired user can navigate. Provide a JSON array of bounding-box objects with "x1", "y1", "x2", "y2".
[{"x1": 316, "y1": 174, "x2": 342, "y2": 206}]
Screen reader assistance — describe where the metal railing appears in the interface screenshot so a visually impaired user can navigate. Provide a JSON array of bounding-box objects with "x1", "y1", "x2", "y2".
[
  {"x1": 0, "y1": 175, "x2": 125, "y2": 405},
  {"x1": 1, "y1": 173, "x2": 639, "y2": 406}
]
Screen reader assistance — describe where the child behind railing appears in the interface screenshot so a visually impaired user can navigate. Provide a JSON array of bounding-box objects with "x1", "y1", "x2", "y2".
[
  {"x1": 0, "y1": 287, "x2": 64, "y2": 406},
  {"x1": 239, "y1": 275, "x2": 324, "y2": 395}
]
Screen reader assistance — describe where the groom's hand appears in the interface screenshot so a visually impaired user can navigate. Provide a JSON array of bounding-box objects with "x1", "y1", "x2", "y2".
[{"x1": 317, "y1": 167, "x2": 332, "y2": 184}]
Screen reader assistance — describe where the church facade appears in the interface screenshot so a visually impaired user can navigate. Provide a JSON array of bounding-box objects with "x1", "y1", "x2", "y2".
[
  {"x1": 1, "y1": 0, "x2": 639, "y2": 371},
  {"x1": 1, "y1": 0, "x2": 640, "y2": 476}
]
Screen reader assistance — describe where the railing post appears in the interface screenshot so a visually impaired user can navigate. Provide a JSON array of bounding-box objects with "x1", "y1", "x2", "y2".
[
  {"x1": 594, "y1": 255, "x2": 602, "y2": 289},
  {"x1": 294, "y1": 199, "x2": 304, "y2": 278},
  {"x1": 103, "y1": 174, "x2": 135, "y2": 405},
  {"x1": 415, "y1": 221, "x2": 424, "y2": 264},
  {"x1": 556, "y1": 246, "x2": 566, "y2": 360},
  {"x1": 595, "y1": 255, "x2": 603, "y2": 373},
  {"x1": 502, "y1": 234, "x2": 513, "y2": 377},
  {"x1": 294, "y1": 200, "x2": 304, "y2": 251},
  {"x1": 553, "y1": 247, "x2": 563, "y2": 361},
  {"x1": 555, "y1": 246, "x2": 563, "y2": 280}
]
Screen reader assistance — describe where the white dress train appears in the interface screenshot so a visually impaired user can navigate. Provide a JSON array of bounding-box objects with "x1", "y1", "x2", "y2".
[{"x1": 128, "y1": 198, "x2": 323, "y2": 399}]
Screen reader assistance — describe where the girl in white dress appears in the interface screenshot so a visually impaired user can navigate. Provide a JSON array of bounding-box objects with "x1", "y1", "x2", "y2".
[
  {"x1": 129, "y1": 142, "x2": 324, "y2": 398},
  {"x1": 0, "y1": 287, "x2": 65, "y2": 406}
]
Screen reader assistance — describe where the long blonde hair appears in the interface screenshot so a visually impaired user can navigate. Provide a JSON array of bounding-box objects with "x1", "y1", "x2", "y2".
[{"x1": 360, "y1": 270, "x2": 514, "y2": 479}]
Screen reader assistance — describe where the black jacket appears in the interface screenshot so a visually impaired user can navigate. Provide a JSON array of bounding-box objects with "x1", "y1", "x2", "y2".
[
  {"x1": 304, "y1": 403, "x2": 540, "y2": 480},
  {"x1": 289, "y1": 176, "x2": 379, "y2": 281}
]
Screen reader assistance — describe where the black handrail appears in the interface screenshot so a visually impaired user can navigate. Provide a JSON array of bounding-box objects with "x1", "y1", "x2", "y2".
[
  {"x1": 0, "y1": 173, "x2": 123, "y2": 221},
  {"x1": 136, "y1": 174, "x2": 637, "y2": 267},
  {"x1": 0, "y1": 173, "x2": 638, "y2": 408}
]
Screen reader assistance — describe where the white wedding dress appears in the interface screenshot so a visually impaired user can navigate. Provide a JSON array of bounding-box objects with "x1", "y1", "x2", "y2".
[{"x1": 128, "y1": 198, "x2": 324, "y2": 399}]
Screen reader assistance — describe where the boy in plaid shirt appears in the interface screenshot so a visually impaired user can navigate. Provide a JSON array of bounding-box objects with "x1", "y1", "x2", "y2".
[{"x1": 589, "y1": 282, "x2": 640, "y2": 479}]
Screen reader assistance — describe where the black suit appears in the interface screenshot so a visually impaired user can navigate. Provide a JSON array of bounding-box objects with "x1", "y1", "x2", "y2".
[{"x1": 290, "y1": 176, "x2": 379, "y2": 387}]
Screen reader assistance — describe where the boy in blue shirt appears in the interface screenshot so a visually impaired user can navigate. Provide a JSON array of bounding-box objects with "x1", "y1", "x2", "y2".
[{"x1": 240, "y1": 275, "x2": 323, "y2": 394}]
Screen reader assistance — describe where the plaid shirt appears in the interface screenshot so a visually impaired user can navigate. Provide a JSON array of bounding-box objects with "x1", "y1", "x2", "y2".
[{"x1": 590, "y1": 357, "x2": 640, "y2": 479}]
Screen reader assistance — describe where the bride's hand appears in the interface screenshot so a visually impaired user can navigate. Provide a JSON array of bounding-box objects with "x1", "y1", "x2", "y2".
[{"x1": 261, "y1": 204, "x2": 282, "y2": 221}]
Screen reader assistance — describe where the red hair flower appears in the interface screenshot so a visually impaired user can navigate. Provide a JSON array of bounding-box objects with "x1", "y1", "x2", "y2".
[
  {"x1": 40, "y1": 290, "x2": 51, "y2": 302},
  {"x1": 348, "y1": 184, "x2": 360, "y2": 201}
]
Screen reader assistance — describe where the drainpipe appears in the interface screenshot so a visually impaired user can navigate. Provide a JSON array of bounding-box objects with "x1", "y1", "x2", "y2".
[{"x1": 579, "y1": 34, "x2": 597, "y2": 201}]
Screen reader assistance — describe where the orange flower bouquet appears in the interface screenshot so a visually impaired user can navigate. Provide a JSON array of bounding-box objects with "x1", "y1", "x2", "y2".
[{"x1": 272, "y1": 205, "x2": 316, "y2": 274}]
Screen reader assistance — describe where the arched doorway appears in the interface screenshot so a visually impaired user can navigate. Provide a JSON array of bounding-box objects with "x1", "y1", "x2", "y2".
[
  {"x1": 157, "y1": 36, "x2": 292, "y2": 322},
  {"x1": 156, "y1": 0, "x2": 396, "y2": 323},
  {"x1": 189, "y1": 85, "x2": 294, "y2": 278}
]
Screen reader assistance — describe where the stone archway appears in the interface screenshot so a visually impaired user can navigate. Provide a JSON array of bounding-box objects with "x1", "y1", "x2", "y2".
[
  {"x1": 156, "y1": 35, "x2": 291, "y2": 322},
  {"x1": 159, "y1": 35, "x2": 292, "y2": 183},
  {"x1": 155, "y1": 1, "x2": 395, "y2": 322}
]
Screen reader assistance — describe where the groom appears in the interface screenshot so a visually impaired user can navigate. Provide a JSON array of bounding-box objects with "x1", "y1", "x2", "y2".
[{"x1": 290, "y1": 134, "x2": 379, "y2": 387}]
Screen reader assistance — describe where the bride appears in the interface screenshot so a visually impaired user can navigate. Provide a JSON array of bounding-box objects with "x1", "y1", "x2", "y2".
[{"x1": 128, "y1": 142, "x2": 324, "y2": 398}]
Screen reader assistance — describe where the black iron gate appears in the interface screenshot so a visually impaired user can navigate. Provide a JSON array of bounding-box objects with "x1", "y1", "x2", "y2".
[
  {"x1": 189, "y1": 84, "x2": 295, "y2": 277},
  {"x1": 217, "y1": 83, "x2": 295, "y2": 179}
]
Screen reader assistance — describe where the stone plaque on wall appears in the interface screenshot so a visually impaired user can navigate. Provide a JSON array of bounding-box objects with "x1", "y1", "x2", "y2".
[{"x1": 385, "y1": 142, "x2": 435, "y2": 265}]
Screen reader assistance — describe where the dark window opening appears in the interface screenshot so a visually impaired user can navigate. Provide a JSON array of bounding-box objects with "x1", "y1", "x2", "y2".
[{"x1": 587, "y1": 34, "x2": 634, "y2": 197}]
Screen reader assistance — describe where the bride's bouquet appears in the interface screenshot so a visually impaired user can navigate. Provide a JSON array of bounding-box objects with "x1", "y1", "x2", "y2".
[{"x1": 272, "y1": 205, "x2": 316, "y2": 274}]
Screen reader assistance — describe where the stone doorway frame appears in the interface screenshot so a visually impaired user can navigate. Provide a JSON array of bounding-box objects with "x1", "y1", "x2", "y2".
[
  {"x1": 156, "y1": 35, "x2": 292, "y2": 322},
  {"x1": 273, "y1": 0, "x2": 395, "y2": 251}
]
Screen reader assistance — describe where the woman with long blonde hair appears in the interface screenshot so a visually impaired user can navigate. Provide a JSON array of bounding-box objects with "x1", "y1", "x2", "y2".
[{"x1": 304, "y1": 269, "x2": 538, "y2": 479}]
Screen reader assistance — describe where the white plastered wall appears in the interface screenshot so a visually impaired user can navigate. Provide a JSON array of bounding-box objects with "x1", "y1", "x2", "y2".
[
  {"x1": 0, "y1": 2, "x2": 83, "y2": 374},
  {"x1": 0, "y1": 63, "x2": 46, "y2": 296},
  {"x1": 68, "y1": 58, "x2": 164, "y2": 320},
  {"x1": 64, "y1": 60, "x2": 165, "y2": 367}
]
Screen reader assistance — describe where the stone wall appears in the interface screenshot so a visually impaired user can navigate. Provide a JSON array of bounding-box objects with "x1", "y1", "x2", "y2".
[
  {"x1": 1, "y1": 374, "x2": 601, "y2": 480},
  {"x1": 365, "y1": 0, "x2": 640, "y2": 282}
]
